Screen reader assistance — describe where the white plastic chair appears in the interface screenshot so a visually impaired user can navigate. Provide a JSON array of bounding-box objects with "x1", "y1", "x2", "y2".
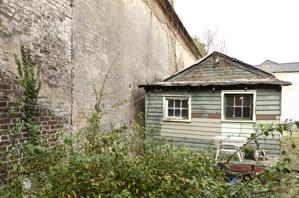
[{"x1": 212, "y1": 136, "x2": 247, "y2": 162}]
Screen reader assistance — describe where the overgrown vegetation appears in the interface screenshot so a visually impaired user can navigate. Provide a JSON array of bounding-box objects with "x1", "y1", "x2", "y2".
[
  {"x1": 1, "y1": 116, "x2": 299, "y2": 197},
  {"x1": 14, "y1": 45, "x2": 41, "y2": 145},
  {"x1": 2, "y1": 46, "x2": 42, "y2": 190},
  {"x1": 1, "y1": 47, "x2": 298, "y2": 197}
]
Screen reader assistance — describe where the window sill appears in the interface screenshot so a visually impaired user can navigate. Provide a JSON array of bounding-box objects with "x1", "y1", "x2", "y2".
[
  {"x1": 221, "y1": 119, "x2": 256, "y2": 123},
  {"x1": 162, "y1": 118, "x2": 191, "y2": 123}
]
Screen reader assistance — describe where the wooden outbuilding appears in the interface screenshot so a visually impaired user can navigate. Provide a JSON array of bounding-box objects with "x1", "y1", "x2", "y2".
[{"x1": 140, "y1": 52, "x2": 291, "y2": 157}]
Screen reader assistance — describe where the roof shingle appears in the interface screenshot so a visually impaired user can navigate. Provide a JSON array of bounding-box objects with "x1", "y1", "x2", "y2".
[
  {"x1": 140, "y1": 52, "x2": 291, "y2": 88},
  {"x1": 257, "y1": 60, "x2": 299, "y2": 73}
]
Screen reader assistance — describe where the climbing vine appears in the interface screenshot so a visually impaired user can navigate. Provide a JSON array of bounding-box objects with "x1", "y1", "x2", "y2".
[{"x1": 14, "y1": 45, "x2": 41, "y2": 145}]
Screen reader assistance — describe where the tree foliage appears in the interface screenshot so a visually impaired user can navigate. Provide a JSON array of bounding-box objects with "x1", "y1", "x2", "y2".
[
  {"x1": 193, "y1": 29, "x2": 228, "y2": 56},
  {"x1": 192, "y1": 36, "x2": 208, "y2": 57}
]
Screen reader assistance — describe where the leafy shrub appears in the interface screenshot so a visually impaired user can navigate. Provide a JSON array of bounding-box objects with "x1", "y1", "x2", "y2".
[
  {"x1": 1, "y1": 121, "x2": 298, "y2": 197},
  {"x1": 1, "y1": 49, "x2": 298, "y2": 196},
  {"x1": 243, "y1": 145, "x2": 256, "y2": 160}
]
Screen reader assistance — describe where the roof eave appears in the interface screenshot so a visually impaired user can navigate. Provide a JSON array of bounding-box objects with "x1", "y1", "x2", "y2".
[{"x1": 139, "y1": 80, "x2": 292, "y2": 88}]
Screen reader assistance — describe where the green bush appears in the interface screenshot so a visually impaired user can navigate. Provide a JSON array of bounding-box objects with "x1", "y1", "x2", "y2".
[
  {"x1": 3, "y1": 46, "x2": 298, "y2": 197},
  {"x1": 1, "y1": 121, "x2": 298, "y2": 197},
  {"x1": 243, "y1": 145, "x2": 256, "y2": 160}
]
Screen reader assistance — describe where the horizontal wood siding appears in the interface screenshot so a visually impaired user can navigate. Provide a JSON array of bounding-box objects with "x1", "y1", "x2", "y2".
[
  {"x1": 160, "y1": 119, "x2": 221, "y2": 151},
  {"x1": 145, "y1": 89, "x2": 282, "y2": 157},
  {"x1": 161, "y1": 118, "x2": 221, "y2": 140},
  {"x1": 146, "y1": 90, "x2": 221, "y2": 114},
  {"x1": 145, "y1": 92, "x2": 163, "y2": 135},
  {"x1": 221, "y1": 121, "x2": 281, "y2": 157},
  {"x1": 256, "y1": 89, "x2": 281, "y2": 115}
]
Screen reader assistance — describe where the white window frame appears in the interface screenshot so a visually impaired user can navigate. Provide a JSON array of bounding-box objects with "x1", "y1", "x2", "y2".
[
  {"x1": 163, "y1": 95, "x2": 191, "y2": 122},
  {"x1": 221, "y1": 90, "x2": 256, "y2": 123}
]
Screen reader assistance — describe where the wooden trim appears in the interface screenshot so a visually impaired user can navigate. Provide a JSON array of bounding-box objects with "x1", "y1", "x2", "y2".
[
  {"x1": 256, "y1": 114, "x2": 279, "y2": 120},
  {"x1": 192, "y1": 113, "x2": 221, "y2": 119},
  {"x1": 163, "y1": 95, "x2": 192, "y2": 122},
  {"x1": 221, "y1": 90, "x2": 256, "y2": 122}
]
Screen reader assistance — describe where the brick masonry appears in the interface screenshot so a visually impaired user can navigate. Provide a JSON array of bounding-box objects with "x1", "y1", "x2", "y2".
[{"x1": 0, "y1": 70, "x2": 64, "y2": 176}]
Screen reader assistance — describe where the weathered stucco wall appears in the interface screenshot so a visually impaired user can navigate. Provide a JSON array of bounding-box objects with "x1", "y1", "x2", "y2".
[
  {"x1": 275, "y1": 72, "x2": 299, "y2": 121},
  {"x1": 72, "y1": 0, "x2": 198, "y2": 128},
  {"x1": 0, "y1": 0, "x2": 198, "y2": 130}
]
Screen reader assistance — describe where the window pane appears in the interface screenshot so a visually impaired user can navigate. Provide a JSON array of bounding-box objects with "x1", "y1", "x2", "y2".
[
  {"x1": 182, "y1": 100, "x2": 188, "y2": 108},
  {"x1": 243, "y1": 107, "x2": 251, "y2": 118},
  {"x1": 226, "y1": 95, "x2": 234, "y2": 106},
  {"x1": 182, "y1": 109, "x2": 188, "y2": 118},
  {"x1": 226, "y1": 107, "x2": 234, "y2": 118},
  {"x1": 175, "y1": 109, "x2": 180, "y2": 117},
  {"x1": 168, "y1": 100, "x2": 174, "y2": 108},
  {"x1": 235, "y1": 95, "x2": 243, "y2": 106},
  {"x1": 243, "y1": 95, "x2": 252, "y2": 106},
  {"x1": 168, "y1": 109, "x2": 174, "y2": 117},
  {"x1": 235, "y1": 107, "x2": 242, "y2": 117},
  {"x1": 175, "y1": 100, "x2": 180, "y2": 108}
]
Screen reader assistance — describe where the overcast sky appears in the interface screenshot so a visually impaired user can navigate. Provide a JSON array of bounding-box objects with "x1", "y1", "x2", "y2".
[{"x1": 175, "y1": 0, "x2": 299, "y2": 65}]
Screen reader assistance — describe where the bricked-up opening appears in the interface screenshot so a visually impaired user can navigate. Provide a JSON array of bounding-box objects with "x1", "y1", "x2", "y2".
[{"x1": 0, "y1": 70, "x2": 64, "y2": 177}]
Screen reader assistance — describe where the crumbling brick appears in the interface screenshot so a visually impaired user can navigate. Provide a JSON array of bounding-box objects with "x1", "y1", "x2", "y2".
[{"x1": 0, "y1": 72, "x2": 65, "y2": 176}]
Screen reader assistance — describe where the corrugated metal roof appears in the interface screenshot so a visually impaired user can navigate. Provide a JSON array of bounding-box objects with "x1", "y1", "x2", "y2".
[{"x1": 257, "y1": 60, "x2": 299, "y2": 73}]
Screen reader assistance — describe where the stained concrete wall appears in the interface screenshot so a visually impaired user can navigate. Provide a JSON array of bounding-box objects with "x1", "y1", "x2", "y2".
[
  {"x1": 275, "y1": 72, "x2": 299, "y2": 121},
  {"x1": 0, "y1": 0, "x2": 198, "y2": 130}
]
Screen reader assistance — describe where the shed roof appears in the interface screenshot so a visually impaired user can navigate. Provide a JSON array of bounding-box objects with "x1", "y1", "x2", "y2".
[
  {"x1": 257, "y1": 60, "x2": 299, "y2": 73},
  {"x1": 140, "y1": 52, "x2": 291, "y2": 88}
]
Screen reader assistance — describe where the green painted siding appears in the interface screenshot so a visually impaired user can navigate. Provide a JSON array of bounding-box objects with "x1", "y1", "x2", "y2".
[{"x1": 145, "y1": 88, "x2": 282, "y2": 157}]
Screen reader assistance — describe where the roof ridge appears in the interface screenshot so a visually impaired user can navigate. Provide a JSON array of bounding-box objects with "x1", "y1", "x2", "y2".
[
  {"x1": 277, "y1": 62, "x2": 299, "y2": 65},
  {"x1": 164, "y1": 51, "x2": 276, "y2": 82},
  {"x1": 259, "y1": 60, "x2": 278, "y2": 65},
  {"x1": 213, "y1": 52, "x2": 276, "y2": 78},
  {"x1": 163, "y1": 52, "x2": 214, "y2": 81}
]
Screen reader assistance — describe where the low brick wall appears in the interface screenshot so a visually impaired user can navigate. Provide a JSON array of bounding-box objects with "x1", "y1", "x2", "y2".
[{"x1": 0, "y1": 71, "x2": 64, "y2": 176}]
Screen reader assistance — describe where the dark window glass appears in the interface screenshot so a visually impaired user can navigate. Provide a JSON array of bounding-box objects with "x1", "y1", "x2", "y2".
[
  {"x1": 243, "y1": 107, "x2": 251, "y2": 118},
  {"x1": 175, "y1": 100, "x2": 180, "y2": 108},
  {"x1": 235, "y1": 107, "x2": 242, "y2": 117},
  {"x1": 243, "y1": 96, "x2": 251, "y2": 106},
  {"x1": 235, "y1": 96, "x2": 243, "y2": 106},
  {"x1": 226, "y1": 107, "x2": 234, "y2": 117},
  {"x1": 225, "y1": 94, "x2": 253, "y2": 120},
  {"x1": 182, "y1": 100, "x2": 188, "y2": 108},
  {"x1": 166, "y1": 98, "x2": 190, "y2": 120},
  {"x1": 168, "y1": 109, "x2": 174, "y2": 117},
  {"x1": 168, "y1": 100, "x2": 174, "y2": 108},
  {"x1": 182, "y1": 109, "x2": 188, "y2": 118},
  {"x1": 226, "y1": 96, "x2": 234, "y2": 106},
  {"x1": 175, "y1": 109, "x2": 180, "y2": 116}
]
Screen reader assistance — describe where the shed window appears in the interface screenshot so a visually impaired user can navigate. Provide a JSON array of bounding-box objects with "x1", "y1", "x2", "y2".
[
  {"x1": 163, "y1": 96, "x2": 191, "y2": 121},
  {"x1": 224, "y1": 94, "x2": 253, "y2": 120}
]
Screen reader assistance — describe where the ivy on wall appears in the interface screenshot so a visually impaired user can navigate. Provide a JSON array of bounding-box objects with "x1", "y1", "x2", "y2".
[{"x1": 14, "y1": 45, "x2": 41, "y2": 145}]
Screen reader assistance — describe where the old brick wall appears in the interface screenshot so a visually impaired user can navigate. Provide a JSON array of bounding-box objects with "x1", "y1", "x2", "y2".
[
  {"x1": 0, "y1": 0, "x2": 198, "y2": 131},
  {"x1": 0, "y1": 0, "x2": 72, "y2": 119},
  {"x1": 0, "y1": 70, "x2": 64, "y2": 176}
]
